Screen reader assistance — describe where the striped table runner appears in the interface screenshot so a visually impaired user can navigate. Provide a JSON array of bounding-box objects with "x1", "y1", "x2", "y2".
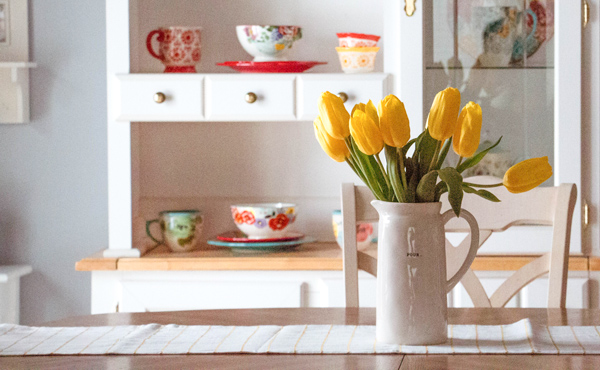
[{"x1": 1, "y1": 319, "x2": 599, "y2": 355}]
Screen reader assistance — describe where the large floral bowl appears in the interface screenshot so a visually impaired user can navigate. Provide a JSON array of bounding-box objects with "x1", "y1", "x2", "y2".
[
  {"x1": 231, "y1": 203, "x2": 297, "y2": 239},
  {"x1": 236, "y1": 25, "x2": 302, "y2": 62},
  {"x1": 336, "y1": 47, "x2": 379, "y2": 73}
]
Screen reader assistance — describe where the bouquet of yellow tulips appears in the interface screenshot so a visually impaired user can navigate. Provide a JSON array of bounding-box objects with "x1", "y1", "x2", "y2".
[{"x1": 314, "y1": 87, "x2": 553, "y2": 217}]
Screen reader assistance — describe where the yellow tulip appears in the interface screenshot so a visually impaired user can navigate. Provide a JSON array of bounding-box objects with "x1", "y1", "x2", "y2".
[
  {"x1": 378, "y1": 95, "x2": 410, "y2": 148},
  {"x1": 426, "y1": 87, "x2": 461, "y2": 141},
  {"x1": 318, "y1": 91, "x2": 350, "y2": 140},
  {"x1": 350, "y1": 108, "x2": 384, "y2": 155},
  {"x1": 314, "y1": 116, "x2": 349, "y2": 162},
  {"x1": 453, "y1": 102, "x2": 482, "y2": 158},
  {"x1": 503, "y1": 156, "x2": 553, "y2": 193}
]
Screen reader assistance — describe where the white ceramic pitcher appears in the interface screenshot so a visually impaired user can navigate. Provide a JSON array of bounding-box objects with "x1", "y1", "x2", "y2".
[{"x1": 371, "y1": 200, "x2": 479, "y2": 345}]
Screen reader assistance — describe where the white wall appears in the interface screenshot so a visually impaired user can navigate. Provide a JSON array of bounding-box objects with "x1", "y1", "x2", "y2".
[{"x1": 0, "y1": 0, "x2": 107, "y2": 324}]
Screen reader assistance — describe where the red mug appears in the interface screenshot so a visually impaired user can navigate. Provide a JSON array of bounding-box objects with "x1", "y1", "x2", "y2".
[{"x1": 146, "y1": 26, "x2": 202, "y2": 73}]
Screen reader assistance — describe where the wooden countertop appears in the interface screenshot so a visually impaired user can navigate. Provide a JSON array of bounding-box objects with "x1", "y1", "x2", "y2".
[{"x1": 76, "y1": 242, "x2": 594, "y2": 272}]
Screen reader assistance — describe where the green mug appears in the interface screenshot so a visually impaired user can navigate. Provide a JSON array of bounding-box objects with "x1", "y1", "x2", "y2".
[{"x1": 146, "y1": 210, "x2": 204, "y2": 252}]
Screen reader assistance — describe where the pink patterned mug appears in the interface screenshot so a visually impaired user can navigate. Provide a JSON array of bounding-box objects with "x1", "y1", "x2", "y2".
[{"x1": 146, "y1": 26, "x2": 202, "y2": 73}]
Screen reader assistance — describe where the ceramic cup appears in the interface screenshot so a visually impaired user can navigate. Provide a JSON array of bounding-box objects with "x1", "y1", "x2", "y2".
[
  {"x1": 146, "y1": 26, "x2": 202, "y2": 73},
  {"x1": 236, "y1": 25, "x2": 302, "y2": 62},
  {"x1": 336, "y1": 32, "x2": 380, "y2": 47},
  {"x1": 473, "y1": 6, "x2": 538, "y2": 67},
  {"x1": 332, "y1": 210, "x2": 377, "y2": 251},
  {"x1": 146, "y1": 210, "x2": 204, "y2": 252},
  {"x1": 335, "y1": 47, "x2": 379, "y2": 73},
  {"x1": 230, "y1": 203, "x2": 297, "y2": 239}
]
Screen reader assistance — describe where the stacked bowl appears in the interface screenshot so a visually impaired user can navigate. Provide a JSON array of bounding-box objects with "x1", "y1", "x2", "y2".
[{"x1": 335, "y1": 33, "x2": 380, "y2": 73}]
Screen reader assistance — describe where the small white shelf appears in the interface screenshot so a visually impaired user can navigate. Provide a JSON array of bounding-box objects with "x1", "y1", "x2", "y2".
[
  {"x1": 0, "y1": 265, "x2": 32, "y2": 324},
  {"x1": 0, "y1": 62, "x2": 37, "y2": 124}
]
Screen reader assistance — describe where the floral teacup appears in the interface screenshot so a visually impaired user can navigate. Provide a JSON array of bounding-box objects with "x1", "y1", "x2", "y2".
[
  {"x1": 146, "y1": 210, "x2": 204, "y2": 252},
  {"x1": 332, "y1": 210, "x2": 377, "y2": 251}
]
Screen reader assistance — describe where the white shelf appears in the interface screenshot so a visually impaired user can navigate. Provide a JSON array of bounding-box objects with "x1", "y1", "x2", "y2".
[
  {"x1": 0, "y1": 62, "x2": 37, "y2": 68},
  {"x1": 0, "y1": 62, "x2": 37, "y2": 124}
]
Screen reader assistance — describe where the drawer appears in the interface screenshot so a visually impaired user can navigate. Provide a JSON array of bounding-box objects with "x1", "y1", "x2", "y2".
[
  {"x1": 297, "y1": 73, "x2": 391, "y2": 120},
  {"x1": 205, "y1": 75, "x2": 296, "y2": 121},
  {"x1": 118, "y1": 279, "x2": 302, "y2": 312},
  {"x1": 115, "y1": 74, "x2": 204, "y2": 121}
]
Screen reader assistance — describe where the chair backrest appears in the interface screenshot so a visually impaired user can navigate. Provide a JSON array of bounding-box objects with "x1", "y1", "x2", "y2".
[{"x1": 341, "y1": 176, "x2": 577, "y2": 308}]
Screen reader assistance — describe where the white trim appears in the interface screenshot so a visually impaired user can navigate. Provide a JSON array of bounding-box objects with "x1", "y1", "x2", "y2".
[
  {"x1": 555, "y1": 1, "x2": 582, "y2": 253},
  {"x1": 106, "y1": 0, "x2": 134, "y2": 255}
]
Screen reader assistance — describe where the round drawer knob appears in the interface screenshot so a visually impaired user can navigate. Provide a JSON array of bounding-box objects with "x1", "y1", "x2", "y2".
[
  {"x1": 245, "y1": 92, "x2": 257, "y2": 104},
  {"x1": 153, "y1": 92, "x2": 166, "y2": 104},
  {"x1": 337, "y1": 92, "x2": 348, "y2": 103}
]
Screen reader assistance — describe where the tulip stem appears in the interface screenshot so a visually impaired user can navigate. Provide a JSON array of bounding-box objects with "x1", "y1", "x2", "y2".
[
  {"x1": 397, "y1": 147, "x2": 408, "y2": 191},
  {"x1": 463, "y1": 182, "x2": 503, "y2": 188},
  {"x1": 428, "y1": 140, "x2": 442, "y2": 173},
  {"x1": 375, "y1": 154, "x2": 391, "y2": 192},
  {"x1": 457, "y1": 156, "x2": 464, "y2": 168},
  {"x1": 345, "y1": 136, "x2": 385, "y2": 200}
]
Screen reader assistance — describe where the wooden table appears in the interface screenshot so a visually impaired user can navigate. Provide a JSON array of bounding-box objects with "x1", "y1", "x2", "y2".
[{"x1": 1, "y1": 308, "x2": 600, "y2": 369}]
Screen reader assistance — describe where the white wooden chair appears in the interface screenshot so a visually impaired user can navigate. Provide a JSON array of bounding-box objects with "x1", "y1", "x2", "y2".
[{"x1": 341, "y1": 176, "x2": 577, "y2": 308}]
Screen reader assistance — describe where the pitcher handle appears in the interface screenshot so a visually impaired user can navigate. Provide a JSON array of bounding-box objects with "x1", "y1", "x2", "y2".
[{"x1": 442, "y1": 209, "x2": 479, "y2": 292}]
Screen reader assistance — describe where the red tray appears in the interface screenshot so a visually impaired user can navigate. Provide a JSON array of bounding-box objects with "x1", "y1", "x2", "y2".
[{"x1": 217, "y1": 61, "x2": 327, "y2": 73}]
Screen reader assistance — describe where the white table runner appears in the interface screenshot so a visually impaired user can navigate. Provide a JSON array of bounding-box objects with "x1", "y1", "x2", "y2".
[{"x1": 1, "y1": 320, "x2": 599, "y2": 355}]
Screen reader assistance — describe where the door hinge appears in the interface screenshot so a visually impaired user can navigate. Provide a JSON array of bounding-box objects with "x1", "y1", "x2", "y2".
[{"x1": 405, "y1": 0, "x2": 416, "y2": 17}]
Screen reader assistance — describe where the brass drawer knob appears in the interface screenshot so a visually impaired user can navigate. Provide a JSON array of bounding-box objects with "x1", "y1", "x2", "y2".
[
  {"x1": 338, "y1": 92, "x2": 348, "y2": 103},
  {"x1": 153, "y1": 92, "x2": 166, "y2": 104},
  {"x1": 245, "y1": 92, "x2": 257, "y2": 104}
]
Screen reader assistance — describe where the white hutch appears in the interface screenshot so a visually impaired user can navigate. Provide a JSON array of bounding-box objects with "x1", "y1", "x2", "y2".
[{"x1": 86, "y1": 0, "x2": 589, "y2": 313}]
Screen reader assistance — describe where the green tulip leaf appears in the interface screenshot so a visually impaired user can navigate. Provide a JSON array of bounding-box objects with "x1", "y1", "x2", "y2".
[
  {"x1": 416, "y1": 131, "x2": 438, "y2": 178},
  {"x1": 457, "y1": 136, "x2": 502, "y2": 173},
  {"x1": 402, "y1": 138, "x2": 417, "y2": 156},
  {"x1": 385, "y1": 145, "x2": 404, "y2": 202},
  {"x1": 462, "y1": 185, "x2": 501, "y2": 202},
  {"x1": 437, "y1": 167, "x2": 463, "y2": 217},
  {"x1": 416, "y1": 171, "x2": 438, "y2": 203}
]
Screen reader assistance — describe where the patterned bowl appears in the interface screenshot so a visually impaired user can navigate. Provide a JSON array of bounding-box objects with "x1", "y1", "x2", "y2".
[
  {"x1": 335, "y1": 47, "x2": 379, "y2": 73},
  {"x1": 231, "y1": 203, "x2": 297, "y2": 239},
  {"x1": 236, "y1": 25, "x2": 302, "y2": 62},
  {"x1": 336, "y1": 33, "x2": 380, "y2": 48},
  {"x1": 332, "y1": 210, "x2": 377, "y2": 251}
]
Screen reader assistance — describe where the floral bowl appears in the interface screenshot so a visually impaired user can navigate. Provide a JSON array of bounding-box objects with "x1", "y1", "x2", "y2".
[
  {"x1": 332, "y1": 210, "x2": 377, "y2": 251},
  {"x1": 336, "y1": 32, "x2": 380, "y2": 48},
  {"x1": 335, "y1": 47, "x2": 379, "y2": 73},
  {"x1": 231, "y1": 203, "x2": 297, "y2": 239},
  {"x1": 236, "y1": 25, "x2": 302, "y2": 62}
]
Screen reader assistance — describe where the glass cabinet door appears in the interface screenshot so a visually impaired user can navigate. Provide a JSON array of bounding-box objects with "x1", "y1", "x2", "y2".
[{"x1": 385, "y1": 0, "x2": 582, "y2": 253}]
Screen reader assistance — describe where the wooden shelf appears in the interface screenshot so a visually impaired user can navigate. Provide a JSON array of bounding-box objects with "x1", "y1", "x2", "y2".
[{"x1": 76, "y1": 243, "x2": 593, "y2": 272}]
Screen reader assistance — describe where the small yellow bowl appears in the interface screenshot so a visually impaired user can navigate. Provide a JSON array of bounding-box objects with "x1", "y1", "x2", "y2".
[{"x1": 335, "y1": 47, "x2": 380, "y2": 73}]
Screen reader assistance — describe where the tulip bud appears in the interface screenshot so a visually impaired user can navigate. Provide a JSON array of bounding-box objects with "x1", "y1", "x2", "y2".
[
  {"x1": 453, "y1": 102, "x2": 482, "y2": 158},
  {"x1": 426, "y1": 87, "x2": 461, "y2": 141},
  {"x1": 318, "y1": 91, "x2": 350, "y2": 140},
  {"x1": 350, "y1": 108, "x2": 384, "y2": 155},
  {"x1": 378, "y1": 95, "x2": 410, "y2": 148},
  {"x1": 314, "y1": 116, "x2": 349, "y2": 162},
  {"x1": 503, "y1": 156, "x2": 553, "y2": 193}
]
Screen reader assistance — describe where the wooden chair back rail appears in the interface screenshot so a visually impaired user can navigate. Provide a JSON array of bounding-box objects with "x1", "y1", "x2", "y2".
[{"x1": 341, "y1": 176, "x2": 578, "y2": 309}]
